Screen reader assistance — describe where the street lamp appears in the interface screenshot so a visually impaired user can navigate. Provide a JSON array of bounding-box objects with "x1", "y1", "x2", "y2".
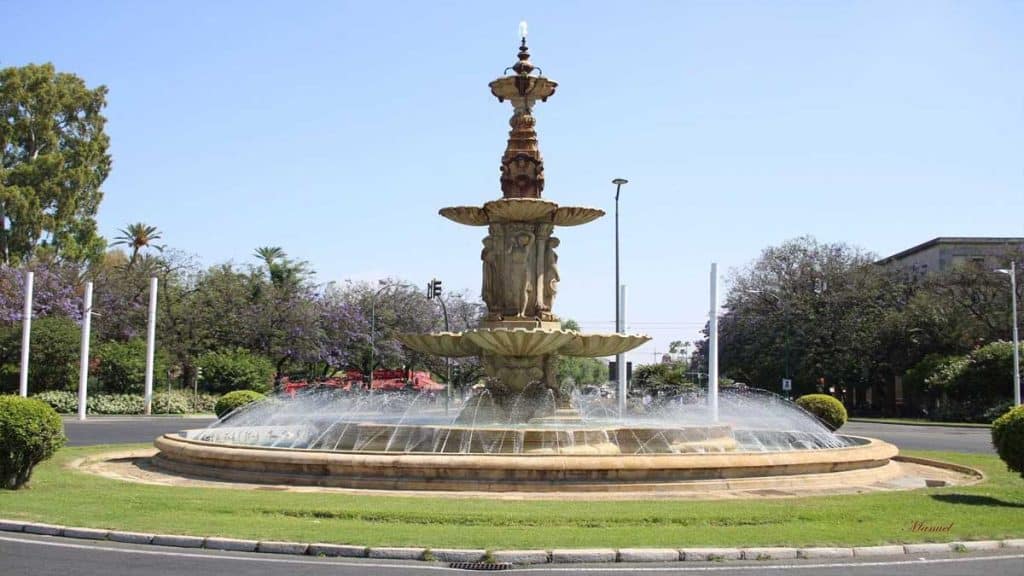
[
  {"x1": 612, "y1": 178, "x2": 628, "y2": 414},
  {"x1": 745, "y1": 289, "x2": 791, "y2": 394},
  {"x1": 995, "y1": 262, "x2": 1021, "y2": 406},
  {"x1": 612, "y1": 178, "x2": 628, "y2": 336}
]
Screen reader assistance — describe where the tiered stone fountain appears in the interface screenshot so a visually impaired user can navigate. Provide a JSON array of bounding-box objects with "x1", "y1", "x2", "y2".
[
  {"x1": 396, "y1": 35, "x2": 648, "y2": 423},
  {"x1": 148, "y1": 33, "x2": 927, "y2": 494}
]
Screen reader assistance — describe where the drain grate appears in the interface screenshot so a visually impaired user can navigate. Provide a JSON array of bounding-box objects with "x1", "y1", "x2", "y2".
[{"x1": 449, "y1": 562, "x2": 515, "y2": 571}]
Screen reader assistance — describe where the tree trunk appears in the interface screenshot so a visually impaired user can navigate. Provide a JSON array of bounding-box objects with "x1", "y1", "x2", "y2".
[{"x1": 0, "y1": 203, "x2": 8, "y2": 264}]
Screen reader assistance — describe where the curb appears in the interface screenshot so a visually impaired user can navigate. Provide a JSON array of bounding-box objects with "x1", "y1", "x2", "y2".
[
  {"x1": 848, "y1": 418, "x2": 992, "y2": 429},
  {"x1": 0, "y1": 519, "x2": 1021, "y2": 565}
]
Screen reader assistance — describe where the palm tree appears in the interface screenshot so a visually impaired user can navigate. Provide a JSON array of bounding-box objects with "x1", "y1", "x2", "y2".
[
  {"x1": 253, "y1": 246, "x2": 311, "y2": 289},
  {"x1": 253, "y1": 246, "x2": 286, "y2": 267},
  {"x1": 111, "y1": 222, "x2": 164, "y2": 266}
]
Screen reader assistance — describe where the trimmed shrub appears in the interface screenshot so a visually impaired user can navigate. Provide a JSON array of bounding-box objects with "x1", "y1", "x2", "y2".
[
  {"x1": 0, "y1": 395, "x2": 66, "y2": 489},
  {"x1": 796, "y1": 394, "x2": 848, "y2": 431},
  {"x1": 196, "y1": 349, "x2": 274, "y2": 394},
  {"x1": 215, "y1": 390, "x2": 265, "y2": 418},
  {"x1": 93, "y1": 339, "x2": 168, "y2": 394},
  {"x1": 991, "y1": 405, "x2": 1024, "y2": 479}
]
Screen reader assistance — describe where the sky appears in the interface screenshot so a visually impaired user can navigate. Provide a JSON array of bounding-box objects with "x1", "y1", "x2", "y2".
[{"x1": 4, "y1": 1, "x2": 1023, "y2": 365}]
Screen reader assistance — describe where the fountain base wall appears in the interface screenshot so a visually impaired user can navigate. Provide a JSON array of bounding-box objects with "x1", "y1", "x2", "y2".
[{"x1": 153, "y1": 433, "x2": 898, "y2": 492}]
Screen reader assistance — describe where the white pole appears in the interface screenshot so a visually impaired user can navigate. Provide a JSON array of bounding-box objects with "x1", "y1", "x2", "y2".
[
  {"x1": 77, "y1": 281, "x2": 93, "y2": 421},
  {"x1": 19, "y1": 271, "x2": 34, "y2": 397},
  {"x1": 1011, "y1": 261, "x2": 1020, "y2": 406},
  {"x1": 143, "y1": 277, "x2": 158, "y2": 415},
  {"x1": 616, "y1": 284, "x2": 628, "y2": 416},
  {"x1": 708, "y1": 263, "x2": 719, "y2": 422}
]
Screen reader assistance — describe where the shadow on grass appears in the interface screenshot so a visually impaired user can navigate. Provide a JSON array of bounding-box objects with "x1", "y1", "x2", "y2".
[{"x1": 930, "y1": 494, "x2": 1024, "y2": 508}]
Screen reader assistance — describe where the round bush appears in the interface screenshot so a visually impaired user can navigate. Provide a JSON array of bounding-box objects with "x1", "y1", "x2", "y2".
[
  {"x1": 992, "y1": 405, "x2": 1024, "y2": 479},
  {"x1": 0, "y1": 395, "x2": 66, "y2": 489},
  {"x1": 796, "y1": 394, "x2": 848, "y2": 431},
  {"x1": 214, "y1": 390, "x2": 265, "y2": 418}
]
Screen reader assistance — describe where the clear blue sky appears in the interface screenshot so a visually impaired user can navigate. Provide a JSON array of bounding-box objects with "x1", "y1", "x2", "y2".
[{"x1": 5, "y1": 1, "x2": 1023, "y2": 364}]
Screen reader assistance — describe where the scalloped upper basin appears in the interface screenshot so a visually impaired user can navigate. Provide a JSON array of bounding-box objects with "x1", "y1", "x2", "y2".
[{"x1": 397, "y1": 328, "x2": 650, "y2": 358}]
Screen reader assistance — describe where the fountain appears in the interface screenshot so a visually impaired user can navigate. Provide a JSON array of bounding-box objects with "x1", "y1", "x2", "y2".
[{"x1": 147, "y1": 32, "x2": 966, "y2": 496}]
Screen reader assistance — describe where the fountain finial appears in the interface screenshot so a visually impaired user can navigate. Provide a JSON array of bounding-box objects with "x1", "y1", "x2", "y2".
[
  {"x1": 489, "y1": 23, "x2": 558, "y2": 199},
  {"x1": 512, "y1": 22, "x2": 534, "y2": 77}
]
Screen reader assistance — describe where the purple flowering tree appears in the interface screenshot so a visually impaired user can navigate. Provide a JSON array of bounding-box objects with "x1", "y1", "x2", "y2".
[{"x1": 0, "y1": 262, "x2": 81, "y2": 324}]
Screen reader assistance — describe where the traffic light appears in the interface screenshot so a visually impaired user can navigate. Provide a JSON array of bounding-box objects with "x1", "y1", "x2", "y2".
[{"x1": 427, "y1": 278, "x2": 442, "y2": 299}]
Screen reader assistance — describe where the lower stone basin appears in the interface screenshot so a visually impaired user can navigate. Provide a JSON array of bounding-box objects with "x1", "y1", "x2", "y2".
[
  {"x1": 153, "y1": 432, "x2": 900, "y2": 492},
  {"x1": 182, "y1": 422, "x2": 739, "y2": 455}
]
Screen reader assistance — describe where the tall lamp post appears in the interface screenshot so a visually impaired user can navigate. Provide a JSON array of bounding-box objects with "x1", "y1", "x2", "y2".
[
  {"x1": 613, "y1": 178, "x2": 628, "y2": 335},
  {"x1": 996, "y1": 262, "x2": 1021, "y2": 406},
  {"x1": 612, "y1": 178, "x2": 628, "y2": 414}
]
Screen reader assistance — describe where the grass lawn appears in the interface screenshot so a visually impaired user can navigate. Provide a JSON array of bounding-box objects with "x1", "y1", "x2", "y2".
[{"x1": 1, "y1": 446, "x2": 1022, "y2": 550}]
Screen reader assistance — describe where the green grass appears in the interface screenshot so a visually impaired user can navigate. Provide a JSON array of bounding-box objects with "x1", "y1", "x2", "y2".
[
  {"x1": 849, "y1": 417, "x2": 992, "y2": 429},
  {"x1": 1, "y1": 446, "x2": 1022, "y2": 549}
]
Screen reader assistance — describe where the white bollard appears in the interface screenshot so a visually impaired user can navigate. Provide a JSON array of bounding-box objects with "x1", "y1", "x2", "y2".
[
  {"x1": 19, "y1": 271, "x2": 34, "y2": 397},
  {"x1": 143, "y1": 276, "x2": 158, "y2": 415},
  {"x1": 708, "y1": 263, "x2": 719, "y2": 422},
  {"x1": 77, "y1": 281, "x2": 93, "y2": 421},
  {"x1": 616, "y1": 284, "x2": 628, "y2": 417}
]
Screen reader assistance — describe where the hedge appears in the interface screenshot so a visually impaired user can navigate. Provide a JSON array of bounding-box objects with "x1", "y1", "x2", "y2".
[{"x1": 32, "y1": 390, "x2": 218, "y2": 415}]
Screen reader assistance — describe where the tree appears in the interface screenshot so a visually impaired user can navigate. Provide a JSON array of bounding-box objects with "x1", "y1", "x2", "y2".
[
  {"x1": 110, "y1": 223, "x2": 163, "y2": 266},
  {"x1": 713, "y1": 236, "x2": 895, "y2": 399},
  {"x1": 0, "y1": 64, "x2": 111, "y2": 265},
  {"x1": 253, "y1": 246, "x2": 285, "y2": 267}
]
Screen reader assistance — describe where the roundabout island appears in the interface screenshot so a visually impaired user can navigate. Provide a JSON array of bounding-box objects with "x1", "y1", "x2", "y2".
[{"x1": 140, "y1": 34, "x2": 971, "y2": 501}]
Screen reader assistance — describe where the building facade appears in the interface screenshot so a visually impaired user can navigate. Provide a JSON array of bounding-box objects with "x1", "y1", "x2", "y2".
[{"x1": 872, "y1": 237, "x2": 1023, "y2": 416}]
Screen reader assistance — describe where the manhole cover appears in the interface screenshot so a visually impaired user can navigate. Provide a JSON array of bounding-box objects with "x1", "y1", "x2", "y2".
[{"x1": 449, "y1": 562, "x2": 514, "y2": 571}]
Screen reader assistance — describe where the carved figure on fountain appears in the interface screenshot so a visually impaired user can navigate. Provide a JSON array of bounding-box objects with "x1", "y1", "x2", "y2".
[
  {"x1": 481, "y1": 236, "x2": 501, "y2": 320},
  {"x1": 506, "y1": 228, "x2": 535, "y2": 318},
  {"x1": 541, "y1": 236, "x2": 560, "y2": 320}
]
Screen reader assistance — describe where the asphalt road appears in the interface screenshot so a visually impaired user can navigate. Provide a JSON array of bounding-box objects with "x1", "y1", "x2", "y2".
[
  {"x1": 62, "y1": 416, "x2": 996, "y2": 454},
  {"x1": 2, "y1": 534, "x2": 1022, "y2": 576},
  {"x1": 62, "y1": 416, "x2": 216, "y2": 447},
  {"x1": 841, "y1": 421, "x2": 994, "y2": 454}
]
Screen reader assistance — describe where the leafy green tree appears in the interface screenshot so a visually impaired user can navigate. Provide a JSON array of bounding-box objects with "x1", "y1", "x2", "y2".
[
  {"x1": 26, "y1": 316, "x2": 82, "y2": 391},
  {"x1": 632, "y1": 362, "x2": 695, "y2": 392},
  {"x1": 0, "y1": 64, "x2": 110, "y2": 265},
  {"x1": 93, "y1": 338, "x2": 169, "y2": 393},
  {"x1": 196, "y1": 348, "x2": 274, "y2": 394},
  {"x1": 554, "y1": 319, "x2": 606, "y2": 386},
  {"x1": 714, "y1": 236, "x2": 896, "y2": 398}
]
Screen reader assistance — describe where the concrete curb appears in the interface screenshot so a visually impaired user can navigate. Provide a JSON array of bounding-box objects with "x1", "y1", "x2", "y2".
[
  {"x1": 848, "y1": 418, "x2": 991, "y2": 429},
  {"x1": 0, "y1": 518, "x2": 1020, "y2": 565}
]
